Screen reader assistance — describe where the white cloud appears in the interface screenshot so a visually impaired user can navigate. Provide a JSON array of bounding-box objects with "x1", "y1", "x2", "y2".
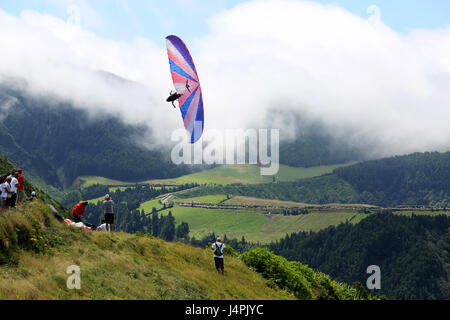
[
  {"x1": 0, "y1": 8, "x2": 178, "y2": 145},
  {"x1": 0, "y1": 0, "x2": 449, "y2": 158},
  {"x1": 197, "y1": 0, "x2": 450, "y2": 156}
]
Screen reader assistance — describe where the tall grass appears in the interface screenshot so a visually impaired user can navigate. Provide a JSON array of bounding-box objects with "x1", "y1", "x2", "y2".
[{"x1": 0, "y1": 201, "x2": 293, "y2": 300}]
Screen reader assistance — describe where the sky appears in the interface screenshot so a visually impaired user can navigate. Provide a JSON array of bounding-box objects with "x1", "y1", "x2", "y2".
[
  {"x1": 1, "y1": 0, "x2": 450, "y2": 44},
  {"x1": 0, "y1": 0, "x2": 450, "y2": 157}
]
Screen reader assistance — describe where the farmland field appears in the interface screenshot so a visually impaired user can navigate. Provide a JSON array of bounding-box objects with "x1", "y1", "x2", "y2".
[
  {"x1": 249, "y1": 211, "x2": 367, "y2": 243},
  {"x1": 179, "y1": 195, "x2": 375, "y2": 210},
  {"x1": 79, "y1": 161, "x2": 376, "y2": 244},
  {"x1": 223, "y1": 196, "x2": 312, "y2": 207},
  {"x1": 173, "y1": 194, "x2": 229, "y2": 204},
  {"x1": 139, "y1": 195, "x2": 167, "y2": 212},
  {"x1": 167, "y1": 206, "x2": 269, "y2": 241},
  {"x1": 167, "y1": 205, "x2": 368, "y2": 243},
  {"x1": 76, "y1": 163, "x2": 351, "y2": 188}
]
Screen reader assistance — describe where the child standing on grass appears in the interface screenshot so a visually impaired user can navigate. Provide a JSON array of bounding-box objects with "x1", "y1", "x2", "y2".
[{"x1": 212, "y1": 237, "x2": 226, "y2": 275}]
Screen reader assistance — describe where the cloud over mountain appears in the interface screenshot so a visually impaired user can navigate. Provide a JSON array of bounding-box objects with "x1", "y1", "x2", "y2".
[{"x1": 0, "y1": 0, "x2": 449, "y2": 157}]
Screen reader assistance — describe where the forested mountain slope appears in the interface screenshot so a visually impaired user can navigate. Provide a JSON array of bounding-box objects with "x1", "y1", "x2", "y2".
[
  {"x1": 178, "y1": 152, "x2": 450, "y2": 207},
  {"x1": 0, "y1": 83, "x2": 192, "y2": 188},
  {"x1": 268, "y1": 213, "x2": 450, "y2": 300}
]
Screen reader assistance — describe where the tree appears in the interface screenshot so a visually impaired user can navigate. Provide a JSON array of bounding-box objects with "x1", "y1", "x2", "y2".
[
  {"x1": 176, "y1": 222, "x2": 190, "y2": 240},
  {"x1": 151, "y1": 209, "x2": 160, "y2": 237},
  {"x1": 160, "y1": 211, "x2": 175, "y2": 241}
]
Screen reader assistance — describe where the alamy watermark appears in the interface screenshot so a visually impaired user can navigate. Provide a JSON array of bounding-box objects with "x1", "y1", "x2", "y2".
[
  {"x1": 171, "y1": 126, "x2": 280, "y2": 176},
  {"x1": 366, "y1": 265, "x2": 381, "y2": 290},
  {"x1": 66, "y1": 265, "x2": 81, "y2": 290},
  {"x1": 67, "y1": 4, "x2": 81, "y2": 27},
  {"x1": 367, "y1": 5, "x2": 381, "y2": 24}
]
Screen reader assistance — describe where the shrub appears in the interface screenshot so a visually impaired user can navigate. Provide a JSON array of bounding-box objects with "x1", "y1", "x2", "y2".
[
  {"x1": 241, "y1": 248, "x2": 313, "y2": 299},
  {"x1": 224, "y1": 245, "x2": 239, "y2": 257},
  {"x1": 0, "y1": 202, "x2": 59, "y2": 262}
]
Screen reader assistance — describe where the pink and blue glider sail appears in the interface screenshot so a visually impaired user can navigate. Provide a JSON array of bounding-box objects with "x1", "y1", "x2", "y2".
[{"x1": 166, "y1": 35, "x2": 204, "y2": 143}]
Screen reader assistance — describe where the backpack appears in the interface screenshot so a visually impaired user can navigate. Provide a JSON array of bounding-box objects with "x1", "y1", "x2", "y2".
[{"x1": 214, "y1": 243, "x2": 224, "y2": 256}]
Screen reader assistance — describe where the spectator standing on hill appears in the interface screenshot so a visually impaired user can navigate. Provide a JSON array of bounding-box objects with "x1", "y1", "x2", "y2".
[
  {"x1": 72, "y1": 201, "x2": 88, "y2": 223},
  {"x1": 4, "y1": 177, "x2": 13, "y2": 208},
  {"x1": 212, "y1": 237, "x2": 226, "y2": 275},
  {"x1": 8, "y1": 174, "x2": 18, "y2": 208},
  {"x1": 16, "y1": 169, "x2": 25, "y2": 205},
  {"x1": 0, "y1": 177, "x2": 9, "y2": 211},
  {"x1": 103, "y1": 194, "x2": 115, "y2": 232}
]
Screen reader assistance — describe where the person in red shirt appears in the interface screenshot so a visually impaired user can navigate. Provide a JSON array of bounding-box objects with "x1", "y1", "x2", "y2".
[
  {"x1": 16, "y1": 168, "x2": 25, "y2": 205},
  {"x1": 72, "y1": 201, "x2": 88, "y2": 223}
]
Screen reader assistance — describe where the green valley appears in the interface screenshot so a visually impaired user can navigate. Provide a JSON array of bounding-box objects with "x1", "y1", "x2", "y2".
[
  {"x1": 0, "y1": 201, "x2": 374, "y2": 300},
  {"x1": 76, "y1": 163, "x2": 350, "y2": 188},
  {"x1": 2, "y1": 150, "x2": 450, "y2": 300}
]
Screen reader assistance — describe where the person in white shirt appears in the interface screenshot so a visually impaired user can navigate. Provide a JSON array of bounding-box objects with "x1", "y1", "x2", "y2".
[
  {"x1": 96, "y1": 219, "x2": 107, "y2": 231},
  {"x1": 2, "y1": 177, "x2": 12, "y2": 210},
  {"x1": 9, "y1": 173, "x2": 19, "y2": 208},
  {"x1": 0, "y1": 179, "x2": 8, "y2": 211},
  {"x1": 212, "y1": 237, "x2": 226, "y2": 275}
]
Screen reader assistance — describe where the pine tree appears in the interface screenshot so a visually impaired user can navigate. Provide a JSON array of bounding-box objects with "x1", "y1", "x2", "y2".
[
  {"x1": 151, "y1": 209, "x2": 160, "y2": 237},
  {"x1": 160, "y1": 211, "x2": 175, "y2": 241}
]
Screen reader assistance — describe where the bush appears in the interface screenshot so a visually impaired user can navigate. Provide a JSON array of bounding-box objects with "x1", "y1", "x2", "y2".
[
  {"x1": 0, "y1": 201, "x2": 62, "y2": 263},
  {"x1": 241, "y1": 248, "x2": 313, "y2": 299},
  {"x1": 240, "y1": 248, "x2": 380, "y2": 300},
  {"x1": 224, "y1": 245, "x2": 239, "y2": 258}
]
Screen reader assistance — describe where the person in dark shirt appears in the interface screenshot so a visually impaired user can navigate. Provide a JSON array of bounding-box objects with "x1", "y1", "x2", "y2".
[{"x1": 103, "y1": 194, "x2": 115, "y2": 232}]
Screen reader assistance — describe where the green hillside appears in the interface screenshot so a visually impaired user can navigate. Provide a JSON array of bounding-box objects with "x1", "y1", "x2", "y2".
[
  {"x1": 177, "y1": 152, "x2": 450, "y2": 207},
  {"x1": 0, "y1": 201, "x2": 374, "y2": 300},
  {"x1": 77, "y1": 152, "x2": 450, "y2": 247},
  {"x1": 77, "y1": 163, "x2": 349, "y2": 188},
  {"x1": 0, "y1": 83, "x2": 365, "y2": 191},
  {"x1": 163, "y1": 205, "x2": 366, "y2": 244},
  {"x1": 0, "y1": 153, "x2": 67, "y2": 215},
  {"x1": 269, "y1": 213, "x2": 450, "y2": 300}
]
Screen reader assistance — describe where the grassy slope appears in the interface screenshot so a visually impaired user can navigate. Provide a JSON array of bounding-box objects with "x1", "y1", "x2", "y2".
[
  {"x1": 0, "y1": 201, "x2": 293, "y2": 300},
  {"x1": 0, "y1": 201, "x2": 370, "y2": 300},
  {"x1": 77, "y1": 163, "x2": 350, "y2": 188},
  {"x1": 137, "y1": 193, "x2": 173, "y2": 212},
  {"x1": 81, "y1": 162, "x2": 446, "y2": 245},
  {"x1": 258, "y1": 212, "x2": 367, "y2": 243},
  {"x1": 168, "y1": 206, "x2": 269, "y2": 241},
  {"x1": 223, "y1": 196, "x2": 374, "y2": 208},
  {"x1": 135, "y1": 196, "x2": 448, "y2": 244},
  {"x1": 0, "y1": 154, "x2": 67, "y2": 215},
  {"x1": 127, "y1": 192, "x2": 372, "y2": 244},
  {"x1": 162, "y1": 204, "x2": 366, "y2": 243},
  {"x1": 223, "y1": 196, "x2": 312, "y2": 207},
  {"x1": 78, "y1": 163, "x2": 371, "y2": 243},
  {"x1": 173, "y1": 195, "x2": 229, "y2": 205}
]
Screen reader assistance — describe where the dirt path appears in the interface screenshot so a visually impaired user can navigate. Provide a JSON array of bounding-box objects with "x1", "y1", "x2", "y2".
[
  {"x1": 160, "y1": 194, "x2": 174, "y2": 204},
  {"x1": 261, "y1": 214, "x2": 277, "y2": 232}
]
